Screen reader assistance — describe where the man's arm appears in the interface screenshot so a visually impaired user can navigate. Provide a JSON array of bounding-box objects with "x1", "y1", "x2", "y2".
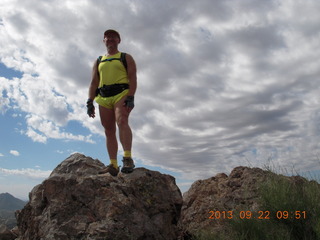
[
  {"x1": 126, "y1": 54, "x2": 137, "y2": 96},
  {"x1": 87, "y1": 60, "x2": 100, "y2": 118},
  {"x1": 88, "y1": 59, "x2": 100, "y2": 100}
]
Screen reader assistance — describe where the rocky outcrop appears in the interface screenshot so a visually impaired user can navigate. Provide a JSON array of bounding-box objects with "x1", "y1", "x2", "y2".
[
  {"x1": 179, "y1": 166, "x2": 318, "y2": 238},
  {"x1": 16, "y1": 153, "x2": 183, "y2": 240},
  {"x1": 11, "y1": 154, "x2": 316, "y2": 239},
  {"x1": 179, "y1": 166, "x2": 271, "y2": 235},
  {"x1": 0, "y1": 224, "x2": 17, "y2": 240}
]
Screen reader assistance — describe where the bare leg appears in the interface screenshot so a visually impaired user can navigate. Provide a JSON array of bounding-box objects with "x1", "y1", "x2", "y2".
[
  {"x1": 99, "y1": 105, "x2": 118, "y2": 160},
  {"x1": 114, "y1": 96, "x2": 132, "y2": 152}
]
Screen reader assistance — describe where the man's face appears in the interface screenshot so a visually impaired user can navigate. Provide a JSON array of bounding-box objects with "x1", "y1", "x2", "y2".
[{"x1": 103, "y1": 32, "x2": 120, "y2": 48}]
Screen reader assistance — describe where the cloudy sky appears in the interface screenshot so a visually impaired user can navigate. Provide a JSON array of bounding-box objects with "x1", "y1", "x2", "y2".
[{"x1": 1, "y1": 0, "x2": 320, "y2": 200}]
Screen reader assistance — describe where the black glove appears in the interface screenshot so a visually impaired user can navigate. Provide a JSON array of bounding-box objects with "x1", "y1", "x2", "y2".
[
  {"x1": 86, "y1": 99, "x2": 95, "y2": 118},
  {"x1": 124, "y1": 96, "x2": 135, "y2": 109}
]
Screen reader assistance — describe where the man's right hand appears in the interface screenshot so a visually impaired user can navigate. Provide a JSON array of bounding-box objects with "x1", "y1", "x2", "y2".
[{"x1": 86, "y1": 99, "x2": 95, "y2": 118}]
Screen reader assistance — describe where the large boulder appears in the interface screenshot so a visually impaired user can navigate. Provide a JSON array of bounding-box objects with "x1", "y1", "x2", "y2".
[
  {"x1": 179, "y1": 166, "x2": 318, "y2": 239},
  {"x1": 16, "y1": 153, "x2": 183, "y2": 240},
  {"x1": 179, "y1": 166, "x2": 270, "y2": 235}
]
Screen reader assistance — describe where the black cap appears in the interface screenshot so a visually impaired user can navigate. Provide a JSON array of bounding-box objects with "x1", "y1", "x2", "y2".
[{"x1": 104, "y1": 29, "x2": 121, "y2": 41}]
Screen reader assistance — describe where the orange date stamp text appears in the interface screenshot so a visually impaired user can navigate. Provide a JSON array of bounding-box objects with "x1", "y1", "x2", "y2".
[{"x1": 208, "y1": 210, "x2": 306, "y2": 220}]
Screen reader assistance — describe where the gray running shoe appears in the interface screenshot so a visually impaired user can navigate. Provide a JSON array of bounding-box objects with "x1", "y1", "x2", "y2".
[
  {"x1": 98, "y1": 164, "x2": 119, "y2": 177},
  {"x1": 121, "y1": 157, "x2": 135, "y2": 173}
]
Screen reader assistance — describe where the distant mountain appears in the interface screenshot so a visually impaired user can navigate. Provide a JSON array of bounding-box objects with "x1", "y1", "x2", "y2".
[
  {"x1": 0, "y1": 193, "x2": 27, "y2": 229},
  {"x1": 0, "y1": 193, "x2": 26, "y2": 211}
]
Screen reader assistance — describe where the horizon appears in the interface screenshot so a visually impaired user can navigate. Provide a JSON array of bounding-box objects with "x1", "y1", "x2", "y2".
[{"x1": 2, "y1": 157, "x2": 320, "y2": 202}]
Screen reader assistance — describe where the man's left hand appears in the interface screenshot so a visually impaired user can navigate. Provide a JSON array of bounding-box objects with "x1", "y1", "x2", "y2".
[
  {"x1": 124, "y1": 96, "x2": 134, "y2": 110},
  {"x1": 87, "y1": 99, "x2": 95, "y2": 118}
]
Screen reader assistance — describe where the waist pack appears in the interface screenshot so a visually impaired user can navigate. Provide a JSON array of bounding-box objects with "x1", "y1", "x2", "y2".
[{"x1": 97, "y1": 84, "x2": 129, "y2": 98}]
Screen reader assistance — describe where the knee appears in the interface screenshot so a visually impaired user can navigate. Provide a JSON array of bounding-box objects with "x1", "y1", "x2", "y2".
[
  {"x1": 105, "y1": 128, "x2": 116, "y2": 137},
  {"x1": 103, "y1": 125, "x2": 116, "y2": 137},
  {"x1": 116, "y1": 114, "x2": 129, "y2": 128}
]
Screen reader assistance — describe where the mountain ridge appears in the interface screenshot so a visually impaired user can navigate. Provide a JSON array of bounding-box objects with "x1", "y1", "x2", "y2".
[{"x1": 0, "y1": 193, "x2": 26, "y2": 211}]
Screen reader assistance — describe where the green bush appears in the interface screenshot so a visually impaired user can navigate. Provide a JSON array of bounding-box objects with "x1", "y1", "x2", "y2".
[{"x1": 258, "y1": 174, "x2": 320, "y2": 240}]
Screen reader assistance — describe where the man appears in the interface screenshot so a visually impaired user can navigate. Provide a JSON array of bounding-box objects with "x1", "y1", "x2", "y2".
[{"x1": 87, "y1": 29, "x2": 137, "y2": 176}]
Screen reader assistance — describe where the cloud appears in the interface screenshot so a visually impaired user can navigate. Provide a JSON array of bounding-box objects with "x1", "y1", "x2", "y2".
[
  {"x1": 1, "y1": 0, "x2": 320, "y2": 184},
  {"x1": 0, "y1": 153, "x2": 4, "y2": 157},
  {"x1": 24, "y1": 114, "x2": 95, "y2": 144},
  {"x1": 0, "y1": 77, "x2": 11, "y2": 113},
  {"x1": 0, "y1": 167, "x2": 51, "y2": 179},
  {"x1": 10, "y1": 150, "x2": 20, "y2": 156}
]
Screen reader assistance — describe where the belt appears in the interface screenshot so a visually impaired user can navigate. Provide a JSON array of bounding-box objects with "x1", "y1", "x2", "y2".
[{"x1": 97, "y1": 84, "x2": 129, "y2": 97}]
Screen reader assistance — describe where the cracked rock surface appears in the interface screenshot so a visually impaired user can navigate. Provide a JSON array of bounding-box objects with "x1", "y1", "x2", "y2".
[{"x1": 16, "y1": 153, "x2": 182, "y2": 240}]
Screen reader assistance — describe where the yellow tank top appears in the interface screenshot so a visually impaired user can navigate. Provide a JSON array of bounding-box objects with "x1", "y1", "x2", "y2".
[{"x1": 98, "y1": 52, "x2": 128, "y2": 87}]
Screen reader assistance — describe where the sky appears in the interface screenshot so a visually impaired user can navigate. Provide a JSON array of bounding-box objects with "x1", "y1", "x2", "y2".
[{"x1": 1, "y1": 0, "x2": 320, "y2": 200}]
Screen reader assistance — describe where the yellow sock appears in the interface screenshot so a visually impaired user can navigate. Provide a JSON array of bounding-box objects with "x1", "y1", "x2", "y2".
[
  {"x1": 110, "y1": 159, "x2": 118, "y2": 169},
  {"x1": 124, "y1": 151, "x2": 131, "y2": 158}
]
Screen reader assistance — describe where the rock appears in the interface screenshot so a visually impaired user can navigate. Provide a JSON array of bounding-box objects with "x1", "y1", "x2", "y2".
[
  {"x1": 0, "y1": 224, "x2": 16, "y2": 240},
  {"x1": 16, "y1": 153, "x2": 183, "y2": 240},
  {"x1": 15, "y1": 154, "x2": 314, "y2": 239},
  {"x1": 179, "y1": 166, "x2": 270, "y2": 236},
  {"x1": 10, "y1": 226, "x2": 19, "y2": 238}
]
